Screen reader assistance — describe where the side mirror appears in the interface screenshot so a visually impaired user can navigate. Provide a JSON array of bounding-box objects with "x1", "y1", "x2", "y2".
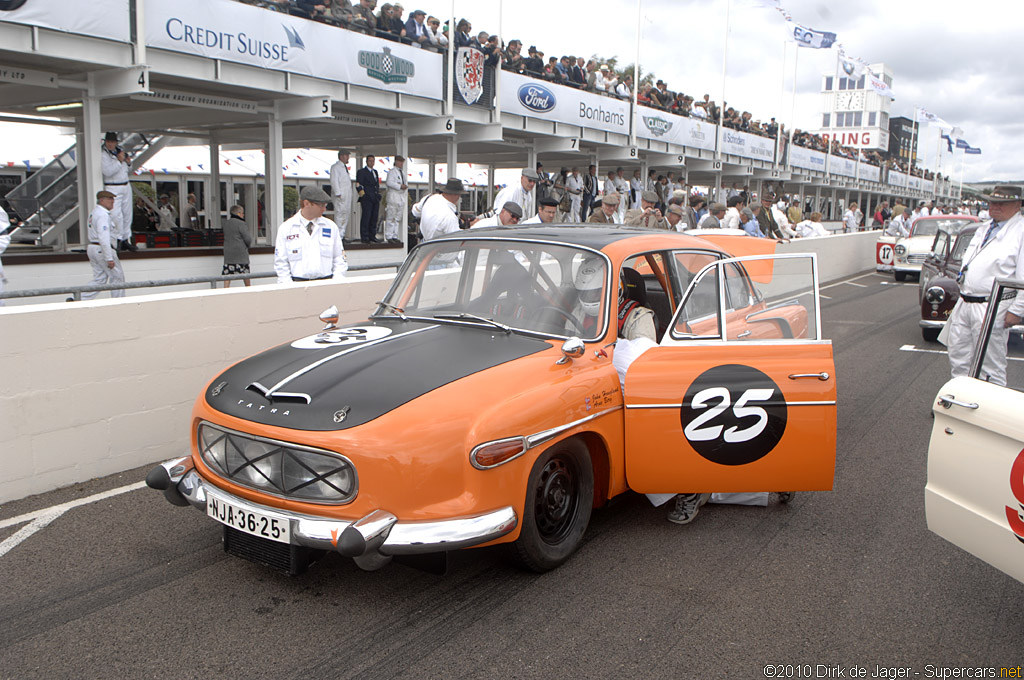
[
  {"x1": 319, "y1": 305, "x2": 339, "y2": 330},
  {"x1": 556, "y1": 337, "x2": 585, "y2": 365}
]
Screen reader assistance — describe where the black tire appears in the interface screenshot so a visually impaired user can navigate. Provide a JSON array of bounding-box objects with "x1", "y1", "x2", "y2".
[
  {"x1": 922, "y1": 327, "x2": 940, "y2": 343},
  {"x1": 512, "y1": 439, "x2": 594, "y2": 573},
  {"x1": 895, "y1": 272, "x2": 908, "y2": 282}
]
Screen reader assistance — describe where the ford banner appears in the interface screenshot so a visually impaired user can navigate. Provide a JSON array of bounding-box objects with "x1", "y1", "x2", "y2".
[{"x1": 501, "y1": 73, "x2": 630, "y2": 136}]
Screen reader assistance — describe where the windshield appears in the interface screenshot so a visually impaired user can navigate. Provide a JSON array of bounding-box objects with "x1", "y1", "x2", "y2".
[
  {"x1": 379, "y1": 238, "x2": 610, "y2": 339},
  {"x1": 911, "y1": 218, "x2": 973, "y2": 238}
]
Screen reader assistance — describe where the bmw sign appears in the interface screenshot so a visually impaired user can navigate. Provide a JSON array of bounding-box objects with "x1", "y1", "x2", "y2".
[{"x1": 517, "y1": 83, "x2": 556, "y2": 113}]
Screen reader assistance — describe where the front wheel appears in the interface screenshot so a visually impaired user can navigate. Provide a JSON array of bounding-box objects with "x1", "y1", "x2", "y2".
[
  {"x1": 922, "y1": 327, "x2": 940, "y2": 343},
  {"x1": 895, "y1": 272, "x2": 908, "y2": 282},
  {"x1": 512, "y1": 439, "x2": 594, "y2": 573}
]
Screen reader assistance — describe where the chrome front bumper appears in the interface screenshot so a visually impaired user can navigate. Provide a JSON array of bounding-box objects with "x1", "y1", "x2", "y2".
[
  {"x1": 920, "y1": 319, "x2": 945, "y2": 329},
  {"x1": 148, "y1": 458, "x2": 518, "y2": 561},
  {"x1": 894, "y1": 263, "x2": 922, "y2": 273}
]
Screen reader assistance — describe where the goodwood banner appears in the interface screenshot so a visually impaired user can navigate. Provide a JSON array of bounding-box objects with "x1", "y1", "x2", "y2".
[
  {"x1": 146, "y1": 0, "x2": 441, "y2": 100},
  {"x1": 501, "y1": 73, "x2": 630, "y2": 135},
  {"x1": 717, "y1": 128, "x2": 776, "y2": 163},
  {"x1": 0, "y1": 0, "x2": 130, "y2": 42},
  {"x1": 789, "y1": 146, "x2": 826, "y2": 172},
  {"x1": 635, "y1": 111, "x2": 716, "y2": 152}
]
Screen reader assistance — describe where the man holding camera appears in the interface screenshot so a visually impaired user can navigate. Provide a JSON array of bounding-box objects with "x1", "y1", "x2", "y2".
[{"x1": 624, "y1": 191, "x2": 669, "y2": 230}]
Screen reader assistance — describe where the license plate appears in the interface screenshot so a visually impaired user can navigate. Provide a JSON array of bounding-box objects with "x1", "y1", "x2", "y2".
[{"x1": 207, "y1": 494, "x2": 291, "y2": 544}]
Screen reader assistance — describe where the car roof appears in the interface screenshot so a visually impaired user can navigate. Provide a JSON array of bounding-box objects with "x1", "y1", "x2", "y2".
[
  {"x1": 434, "y1": 225, "x2": 702, "y2": 250},
  {"x1": 915, "y1": 215, "x2": 979, "y2": 223}
]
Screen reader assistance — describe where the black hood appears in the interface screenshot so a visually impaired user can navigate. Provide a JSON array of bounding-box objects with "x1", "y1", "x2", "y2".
[{"x1": 204, "y1": 319, "x2": 551, "y2": 431}]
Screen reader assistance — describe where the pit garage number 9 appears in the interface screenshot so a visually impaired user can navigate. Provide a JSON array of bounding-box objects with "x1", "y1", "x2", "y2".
[{"x1": 679, "y1": 364, "x2": 788, "y2": 466}]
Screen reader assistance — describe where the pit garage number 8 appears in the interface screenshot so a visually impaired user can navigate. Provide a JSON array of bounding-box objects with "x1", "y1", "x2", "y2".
[{"x1": 684, "y1": 387, "x2": 774, "y2": 443}]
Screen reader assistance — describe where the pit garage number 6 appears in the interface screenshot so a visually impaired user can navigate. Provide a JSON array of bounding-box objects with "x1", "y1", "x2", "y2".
[
  {"x1": 684, "y1": 387, "x2": 774, "y2": 443},
  {"x1": 679, "y1": 364, "x2": 788, "y2": 466}
]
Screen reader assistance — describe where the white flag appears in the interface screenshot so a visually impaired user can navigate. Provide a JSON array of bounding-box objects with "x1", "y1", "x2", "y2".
[
  {"x1": 838, "y1": 51, "x2": 868, "y2": 79},
  {"x1": 867, "y1": 72, "x2": 895, "y2": 100},
  {"x1": 916, "y1": 108, "x2": 953, "y2": 130},
  {"x1": 787, "y1": 20, "x2": 837, "y2": 49}
]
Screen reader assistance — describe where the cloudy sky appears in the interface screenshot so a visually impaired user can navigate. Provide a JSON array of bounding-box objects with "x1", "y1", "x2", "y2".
[
  {"x1": 3, "y1": 0, "x2": 1018, "y2": 183},
  {"x1": 412, "y1": 0, "x2": 1021, "y2": 182}
]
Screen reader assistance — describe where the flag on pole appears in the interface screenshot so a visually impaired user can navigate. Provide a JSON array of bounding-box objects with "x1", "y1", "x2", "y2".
[
  {"x1": 964, "y1": 146, "x2": 982, "y2": 155},
  {"x1": 867, "y1": 71, "x2": 895, "y2": 100},
  {"x1": 787, "y1": 20, "x2": 837, "y2": 48},
  {"x1": 915, "y1": 108, "x2": 953, "y2": 129},
  {"x1": 941, "y1": 133, "x2": 954, "y2": 153},
  {"x1": 838, "y1": 50, "x2": 868, "y2": 79}
]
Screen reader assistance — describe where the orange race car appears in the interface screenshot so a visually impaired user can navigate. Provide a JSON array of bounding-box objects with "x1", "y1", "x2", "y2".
[{"x1": 147, "y1": 226, "x2": 837, "y2": 574}]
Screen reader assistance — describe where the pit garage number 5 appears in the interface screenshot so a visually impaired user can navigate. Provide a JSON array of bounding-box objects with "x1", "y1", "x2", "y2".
[{"x1": 680, "y1": 364, "x2": 788, "y2": 466}]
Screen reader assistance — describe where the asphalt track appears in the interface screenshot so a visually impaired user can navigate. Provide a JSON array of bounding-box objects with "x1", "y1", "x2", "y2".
[{"x1": 2, "y1": 271, "x2": 1023, "y2": 680}]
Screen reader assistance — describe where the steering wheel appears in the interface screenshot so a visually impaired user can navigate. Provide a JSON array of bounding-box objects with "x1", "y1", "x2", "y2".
[{"x1": 538, "y1": 305, "x2": 585, "y2": 334}]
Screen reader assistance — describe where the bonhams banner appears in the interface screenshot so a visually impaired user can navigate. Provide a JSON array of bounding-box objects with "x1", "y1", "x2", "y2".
[
  {"x1": 636, "y1": 111, "x2": 716, "y2": 152},
  {"x1": 146, "y1": 0, "x2": 441, "y2": 99},
  {"x1": 0, "y1": 0, "x2": 130, "y2": 42},
  {"x1": 717, "y1": 128, "x2": 776, "y2": 162},
  {"x1": 501, "y1": 73, "x2": 630, "y2": 135},
  {"x1": 789, "y1": 145, "x2": 826, "y2": 172}
]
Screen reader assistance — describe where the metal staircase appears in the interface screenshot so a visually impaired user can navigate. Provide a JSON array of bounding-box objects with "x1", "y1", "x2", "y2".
[{"x1": 5, "y1": 133, "x2": 162, "y2": 248}]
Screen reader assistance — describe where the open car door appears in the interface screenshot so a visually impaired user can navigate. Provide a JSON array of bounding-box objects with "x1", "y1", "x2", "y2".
[
  {"x1": 623, "y1": 253, "x2": 837, "y2": 493},
  {"x1": 926, "y1": 278, "x2": 1024, "y2": 584}
]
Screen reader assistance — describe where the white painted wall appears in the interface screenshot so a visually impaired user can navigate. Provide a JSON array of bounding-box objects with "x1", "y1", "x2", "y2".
[
  {"x1": 0, "y1": 230, "x2": 881, "y2": 503},
  {"x1": 0, "y1": 276, "x2": 394, "y2": 503}
]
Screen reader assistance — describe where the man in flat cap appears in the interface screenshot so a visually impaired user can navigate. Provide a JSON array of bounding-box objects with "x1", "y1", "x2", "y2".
[
  {"x1": 624, "y1": 190, "x2": 669, "y2": 230},
  {"x1": 666, "y1": 204, "x2": 686, "y2": 232},
  {"x1": 757, "y1": 192, "x2": 787, "y2": 239},
  {"x1": 697, "y1": 203, "x2": 726, "y2": 229},
  {"x1": 471, "y1": 201, "x2": 521, "y2": 228},
  {"x1": 80, "y1": 190, "x2": 126, "y2": 300},
  {"x1": 943, "y1": 185, "x2": 1024, "y2": 386},
  {"x1": 493, "y1": 168, "x2": 537, "y2": 220},
  {"x1": 274, "y1": 185, "x2": 348, "y2": 284},
  {"x1": 588, "y1": 193, "x2": 621, "y2": 225}
]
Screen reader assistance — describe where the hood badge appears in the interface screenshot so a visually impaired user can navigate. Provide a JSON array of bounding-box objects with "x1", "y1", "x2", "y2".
[
  {"x1": 210, "y1": 381, "x2": 227, "y2": 397},
  {"x1": 333, "y1": 406, "x2": 351, "y2": 424}
]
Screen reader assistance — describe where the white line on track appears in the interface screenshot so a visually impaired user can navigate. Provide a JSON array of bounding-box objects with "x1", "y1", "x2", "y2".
[
  {"x1": 880, "y1": 281, "x2": 915, "y2": 286},
  {"x1": 843, "y1": 281, "x2": 867, "y2": 288},
  {"x1": 0, "y1": 480, "x2": 146, "y2": 531},
  {"x1": 900, "y1": 344, "x2": 1024, "y2": 362},
  {"x1": 0, "y1": 510, "x2": 65, "y2": 558}
]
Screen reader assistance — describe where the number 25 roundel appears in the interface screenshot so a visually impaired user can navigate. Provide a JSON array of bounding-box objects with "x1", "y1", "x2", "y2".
[{"x1": 680, "y1": 364, "x2": 787, "y2": 466}]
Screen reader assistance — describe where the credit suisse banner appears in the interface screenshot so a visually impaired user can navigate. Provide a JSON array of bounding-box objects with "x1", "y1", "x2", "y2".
[
  {"x1": 501, "y1": 73, "x2": 630, "y2": 135},
  {"x1": 146, "y1": 0, "x2": 441, "y2": 100},
  {"x1": 831, "y1": 156, "x2": 857, "y2": 178},
  {"x1": 635, "y1": 111, "x2": 716, "y2": 152},
  {"x1": 0, "y1": 0, "x2": 130, "y2": 42},
  {"x1": 717, "y1": 128, "x2": 776, "y2": 162},
  {"x1": 859, "y1": 164, "x2": 881, "y2": 183},
  {"x1": 789, "y1": 146, "x2": 827, "y2": 172},
  {"x1": 889, "y1": 171, "x2": 908, "y2": 188}
]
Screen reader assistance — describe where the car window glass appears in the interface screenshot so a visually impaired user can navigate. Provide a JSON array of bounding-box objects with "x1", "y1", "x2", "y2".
[
  {"x1": 670, "y1": 250, "x2": 720, "y2": 305},
  {"x1": 931, "y1": 232, "x2": 949, "y2": 258},
  {"x1": 673, "y1": 265, "x2": 721, "y2": 339},
  {"x1": 950, "y1": 231, "x2": 973, "y2": 265},
  {"x1": 975, "y1": 282, "x2": 1024, "y2": 393},
  {"x1": 385, "y1": 239, "x2": 605, "y2": 339},
  {"x1": 723, "y1": 256, "x2": 819, "y2": 341}
]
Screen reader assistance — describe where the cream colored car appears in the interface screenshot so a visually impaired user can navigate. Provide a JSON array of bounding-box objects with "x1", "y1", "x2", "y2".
[
  {"x1": 926, "y1": 277, "x2": 1024, "y2": 585},
  {"x1": 893, "y1": 215, "x2": 977, "y2": 281}
]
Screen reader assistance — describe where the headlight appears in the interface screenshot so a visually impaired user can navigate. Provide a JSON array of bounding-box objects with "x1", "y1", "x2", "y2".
[
  {"x1": 197, "y1": 422, "x2": 357, "y2": 504},
  {"x1": 895, "y1": 244, "x2": 907, "y2": 256},
  {"x1": 925, "y1": 286, "x2": 946, "y2": 304}
]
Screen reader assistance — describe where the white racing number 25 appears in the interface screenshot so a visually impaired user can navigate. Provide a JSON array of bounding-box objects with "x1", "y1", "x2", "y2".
[{"x1": 683, "y1": 387, "x2": 775, "y2": 443}]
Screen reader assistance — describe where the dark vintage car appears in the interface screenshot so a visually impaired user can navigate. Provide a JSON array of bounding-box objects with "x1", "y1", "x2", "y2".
[{"x1": 919, "y1": 225, "x2": 977, "y2": 342}]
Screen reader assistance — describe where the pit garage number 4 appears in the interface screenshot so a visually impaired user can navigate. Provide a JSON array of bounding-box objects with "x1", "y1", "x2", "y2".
[{"x1": 622, "y1": 253, "x2": 837, "y2": 494}]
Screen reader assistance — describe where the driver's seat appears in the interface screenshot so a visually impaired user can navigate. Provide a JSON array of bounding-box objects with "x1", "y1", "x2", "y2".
[{"x1": 475, "y1": 263, "x2": 534, "y2": 323}]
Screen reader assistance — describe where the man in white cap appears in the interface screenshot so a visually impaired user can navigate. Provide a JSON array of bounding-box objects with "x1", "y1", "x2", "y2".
[
  {"x1": 329, "y1": 149, "x2": 355, "y2": 239},
  {"x1": 81, "y1": 190, "x2": 126, "y2": 300},
  {"x1": 383, "y1": 155, "x2": 408, "y2": 244},
  {"x1": 493, "y1": 168, "x2": 537, "y2": 220},
  {"x1": 274, "y1": 186, "x2": 348, "y2": 283},
  {"x1": 943, "y1": 184, "x2": 1024, "y2": 386},
  {"x1": 101, "y1": 132, "x2": 136, "y2": 251}
]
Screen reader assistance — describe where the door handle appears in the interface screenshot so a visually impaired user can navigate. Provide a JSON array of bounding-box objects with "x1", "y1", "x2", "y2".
[
  {"x1": 737, "y1": 331, "x2": 752, "y2": 339},
  {"x1": 937, "y1": 394, "x2": 979, "y2": 410},
  {"x1": 788, "y1": 372, "x2": 830, "y2": 381}
]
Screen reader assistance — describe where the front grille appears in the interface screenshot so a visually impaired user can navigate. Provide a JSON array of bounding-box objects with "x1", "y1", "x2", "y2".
[
  {"x1": 222, "y1": 527, "x2": 322, "y2": 575},
  {"x1": 907, "y1": 254, "x2": 927, "y2": 265},
  {"x1": 197, "y1": 422, "x2": 357, "y2": 504}
]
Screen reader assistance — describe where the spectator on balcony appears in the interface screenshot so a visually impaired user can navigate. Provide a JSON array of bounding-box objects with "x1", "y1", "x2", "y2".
[
  {"x1": 616, "y1": 75, "x2": 632, "y2": 100},
  {"x1": 424, "y1": 15, "x2": 446, "y2": 49},
  {"x1": 584, "y1": 60, "x2": 599, "y2": 91},
  {"x1": 592, "y1": 64, "x2": 611, "y2": 93},
  {"x1": 294, "y1": 0, "x2": 331, "y2": 20},
  {"x1": 454, "y1": 18, "x2": 473, "y2": 48},
  {"x1": 637, "y1": 83, "x2": 654, "y2": 107},
  {"x1": 553, "y1": 56, "x2": 570, "y2": 81},
  {"x1": 481, "y1": 35, "x2": 502, "y2": 67},
  {"x1": 650, "y1": 80, "x2": 672, "y2": 108},
  {"x1": 503, "y1": 40, "x2": 524, "y2": 72},
  {"x1": 348, "y1": 0, "x2": 377, "y2": 34},
  {"x1": 405, "y1": 9, "x2": 428, "y2": 46},
  {"x1": 523, "y1": 46, "x2": 544, "y2": 76},
  {"x1": 386, "y1": 3, "x2": 407, "y2": 40},
  {"x1": 570, "y1": 57, "x2": 585, "y2": 87}
]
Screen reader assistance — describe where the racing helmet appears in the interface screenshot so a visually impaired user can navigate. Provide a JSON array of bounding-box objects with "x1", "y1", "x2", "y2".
[{"x1": 573, "y1": 256, "x2": 605, "y2": 316}]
